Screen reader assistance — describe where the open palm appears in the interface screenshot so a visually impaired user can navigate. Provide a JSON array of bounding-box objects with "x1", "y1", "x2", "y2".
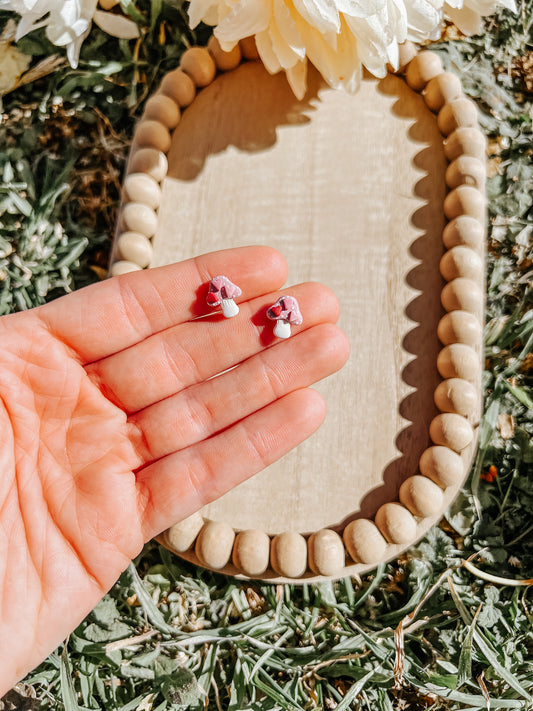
[{"x1": 0, "y1": 246, "x2": 349, "y2": 693}]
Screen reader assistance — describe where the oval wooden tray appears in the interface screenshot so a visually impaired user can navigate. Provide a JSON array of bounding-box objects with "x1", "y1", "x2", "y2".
[{"x1": 111, "y1": 45, "x2": 486, "y2": 582}]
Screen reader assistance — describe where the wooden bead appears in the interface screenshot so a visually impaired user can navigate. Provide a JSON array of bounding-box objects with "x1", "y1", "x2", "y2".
[
  {"x1": 239, "y1": 36, "x2": 260, "y2": 60},
  {"x1": 195, "y1": 520, "x2": 235, "y2": 570},
  {"x1": 434, "y1": 378, "x2": 478, "y2": 417},
  {"x1": 307, "y1": 529, "x2": 345, "y2": 576},
  {"x1": 134, "y1": 120, "x2": 172, "y2": 153},
  {"x1": 343, "y1": 519, "x2": 387, "y2": 564},
  {"x1": 441, "y1": 278, "x2": 483, "y2": 314},
  {"x1": 440, "y1": 245, "x2": 483, "y2": 281},
  {"x1": 445, "y1": 156, "x2": 486, "y2": 190},
  {"x1": 399, "y1": 475, "x2": 444, "y2": 517},
  {"x1": 121, "y1": 202, "x2": 158, "y2": 238},
  {"x1": 424, "y1": 72, "x2": 462, "y2": 112},
  {"x1": 208, "y1": 35, "x2": 242, "y2": 72},
  {"x1": 180, "y1": 47, "x2": 216, "y2": 87},
  {"x1": 116, "y1": 231, "x2": 153, "y2": 268},
  {"x1": 444, "y1": 127, "x2": 487, "y2": 162},
  {"x1": 129, "y1": 148, "x2": 168, "y2": 182},
  {"x1": 405, "y1": 51, "x2": 443, "y2": 91},
  {"x1": 395, "y1": 41, "x2": 418, "y2": 72},
  {"x1": 429, "y1": 413, "x2": 474, "y2": 452},
  {"x1": 165, "y1": 512, "x2": 204, "y2": 552},
  {"x1": 419, "y1": 445, "x2": 465, "y2": 488},
  {"x1": 123, "y1": 173, "x2": 162, "y2": 209},
  {"x1": 375, "y1": 503, "x2": 417, "y2": 544},
  {"x1": 143, "y1": 94, "x2": 180, "y2": 129},
  {"x1": 232, "y1": 529, "x2": 270, "y2": 576},
  {"x1": 109, "y1": 260, "x2": 142, "y2": 276},
  {"x1": 442, "y1": 215, "x2": 484, "y2": 251},
  {"x1": 270, "y1": 532, "x2": 307, "y2": 578},
  {"x1": 438, "y1": 311, "x2": 482, "y2": 346},
  {"x1": 160, "y1": 68, "x2": 196, "y2": 107},
  {"x1": 437, "y1": 343, "x2": 479, "y2": 381},
  {"x1": 438, "y1": 98, "x2": 478, "y2": 136},
  {"x1": 444, "y1": 185, "x2": 486, "y2": 222}
]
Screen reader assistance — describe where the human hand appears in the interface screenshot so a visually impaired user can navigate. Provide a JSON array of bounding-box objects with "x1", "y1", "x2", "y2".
[{"x1": 0, "y1": 246, "x2": 349, "y2": 693}]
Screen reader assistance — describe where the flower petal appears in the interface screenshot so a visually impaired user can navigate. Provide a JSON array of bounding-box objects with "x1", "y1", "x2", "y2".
[
  {"x1": 255, "y1": 27, "x2": 283, "y2": 72},
  {"x1": 215, "y1": 0, "x2": 272, "y2": 43},
  {"x1": 93, "y1": 9, "x2": 140, "y2": 38},
  {"x1": 388, "y1": 0, "x2": 408, "y2": 41},
  {"x1": 66, "y1": 32, "x2": 86, "y2": 68},
  {"x1": 15, "y1": 14, "x2": 47, "y2": 39},
  {"x1": 188, "y1": 0, "x2": 222, "y2": 29},
  {"x1": 406, "y1": 0, "x2": 443, "y2": 41},
  {"x1": 295, "y1": 14, "x2": 361, "y2": 92},
  {"x1": 335, "y1": 0, "x2": 386, "y2": 19},
  {"x1": 59, "y1": 0, "x2": 97, "y2": 26},
  {"x1": 285, "y1": 58, "x2": 307, "y2": 98},
  {"x1": 444, "y1": 3, "x2": 482, "y2": 32},
  {"x1": 292, "y1": 0, "x2": 340, "y2": 33},
  {"x1": 269, "y1": 22, "x2": 304, "y2": 67},
  {"x1": 273, "y1": 0, "x2": 306, "y2": 60},
  {"x1": 344, "y1": 10, "x2": 391, "y2": 77}
]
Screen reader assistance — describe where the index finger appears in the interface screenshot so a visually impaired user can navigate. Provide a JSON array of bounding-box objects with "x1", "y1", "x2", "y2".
[{"x1": 35, "y1": 246, "x2": 288, "y2": 363}]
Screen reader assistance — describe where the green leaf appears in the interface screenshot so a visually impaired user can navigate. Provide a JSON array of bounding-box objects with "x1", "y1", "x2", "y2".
[
  {"x1": 479, "y1": 398, "x2": 501, "y2": 450},
  {"x1": 334, "y1": 670, "x2": 375, "y2": 711},
  {"x1": 457, "y1": 614, "x2": 477, "y2": 688},
  {"x1": 477, "y1": 587, "x2": 503, "y2": 629},
  {"x1": 60, "y1": 644, "x2": 82, "y2": 711},
  {"x1": 445, "y1": 490, "x2": 477, "y2": 535},
  {"x1": 161, "y1": 669, "x2": 200, "y2": 707},
  {"x1": 91, "y1": 596, "x2": 121, "y2": 626},
  {"x1": 503, "y1": 381, "x2": 533, "y2": 410},
  {"x1": 7, "y1": 190, "x2": 33, "y2": 216},
  {"x1": 254, "y1": 668, "x2": 306, "y2": 710},
  {"x1": 120, "y1": 0, "x2": 145, "y2": 23},
  {"x1": 150, "y1": 0, "x2": 163, "y2": 29},
  {"x1": 127, "y1": 563, "x2": 176, "y2": 634}
]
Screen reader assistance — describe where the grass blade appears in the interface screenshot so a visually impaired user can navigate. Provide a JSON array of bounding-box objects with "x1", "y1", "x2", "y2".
[
  {"x1": 334, "y1": 670, "x2": 375, "y2": 711},
  {"x1": 127, "y1": 563, "x2": 176, "y2": 634},
  {"x1": 60, "y1": 644, "x2": 81, "y2": 711}
]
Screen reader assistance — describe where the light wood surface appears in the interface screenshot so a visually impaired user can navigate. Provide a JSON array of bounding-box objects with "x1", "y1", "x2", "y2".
[{"x1": 139, "y1": 58, "x2": 483, "y2": 580}]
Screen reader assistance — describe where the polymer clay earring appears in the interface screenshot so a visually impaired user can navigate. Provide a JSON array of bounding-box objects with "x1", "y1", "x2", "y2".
[
  {"x1": 206, "y1": 275, "x2": 242, "y2": 317},
  {"x1": 267, "y1": 296, "x2": 302, "y2": 338}
]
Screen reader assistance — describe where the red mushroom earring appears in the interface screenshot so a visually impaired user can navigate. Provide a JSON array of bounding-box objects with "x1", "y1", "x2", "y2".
[
  {"x1": 206, "y1": 276, "x2": 242, "y2": 318},
  {"x1": 267, "y1": 296, "x2": 302, "y2": 338}
]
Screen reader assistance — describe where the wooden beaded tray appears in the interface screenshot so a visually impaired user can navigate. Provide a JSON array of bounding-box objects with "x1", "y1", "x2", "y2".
[{"x1": 111, "y1": 39, "x2": 486, "y2": 582}]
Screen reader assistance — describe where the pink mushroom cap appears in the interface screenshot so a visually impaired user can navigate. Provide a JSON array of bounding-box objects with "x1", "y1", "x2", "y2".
[
  {"x1": 267, "y1": 295, "x2": 303, "y2": 325},
  {"x1": 206, "y1": 275, "x2": 242, "y2": 306}
]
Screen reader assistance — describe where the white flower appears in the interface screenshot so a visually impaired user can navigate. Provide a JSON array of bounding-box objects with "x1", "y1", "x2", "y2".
[
  {"x1": 0, "y1": 39, "x2": 31, "y2": 94},
  {"x1": 0, "y1": 0, "x2": 139, "y2": 68},
  {"x1": 187, "y1": 0, "x2": 515, "y2": 97}
]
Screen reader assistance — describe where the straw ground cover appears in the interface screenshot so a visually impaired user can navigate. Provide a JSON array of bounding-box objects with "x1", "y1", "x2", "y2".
[{"x1": 1, "y1": 2, "x2": 532, "y2": 708}]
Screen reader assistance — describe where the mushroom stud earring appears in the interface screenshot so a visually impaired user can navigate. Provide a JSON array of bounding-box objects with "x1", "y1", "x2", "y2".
[
  {"x1": 206, "y1": 276, "x2": 242, "y2": 318},
  {"x1": 267, "y1": 296, "x2": 302, "y2": 338}
]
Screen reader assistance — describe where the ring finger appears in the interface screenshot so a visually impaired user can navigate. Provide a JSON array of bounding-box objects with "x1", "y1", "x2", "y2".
[
  {"x1": 87, "y1": 282, "x2": 340, "y2": 413},
  {"x1": 128, "y1": 323, "x2": 349, "y2": 463}
]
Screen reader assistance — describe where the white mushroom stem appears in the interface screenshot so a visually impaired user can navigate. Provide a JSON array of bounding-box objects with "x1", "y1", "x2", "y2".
[
  {"x1": 274, "y1": 319, "x2": 291, "y2": 339},
  {"x1": 221, "y1": 298, "x2": 239, "y2": 318}
]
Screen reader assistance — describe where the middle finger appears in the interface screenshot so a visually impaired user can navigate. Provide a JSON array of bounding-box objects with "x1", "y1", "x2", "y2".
[{"x1": 87, "y1": 282, "x2": 339, "y2": 413}]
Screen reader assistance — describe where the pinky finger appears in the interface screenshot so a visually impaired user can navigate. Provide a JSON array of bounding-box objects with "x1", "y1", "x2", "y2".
[{"x1": 137, "y1": 389, "x2": 326, "y2": 541}]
